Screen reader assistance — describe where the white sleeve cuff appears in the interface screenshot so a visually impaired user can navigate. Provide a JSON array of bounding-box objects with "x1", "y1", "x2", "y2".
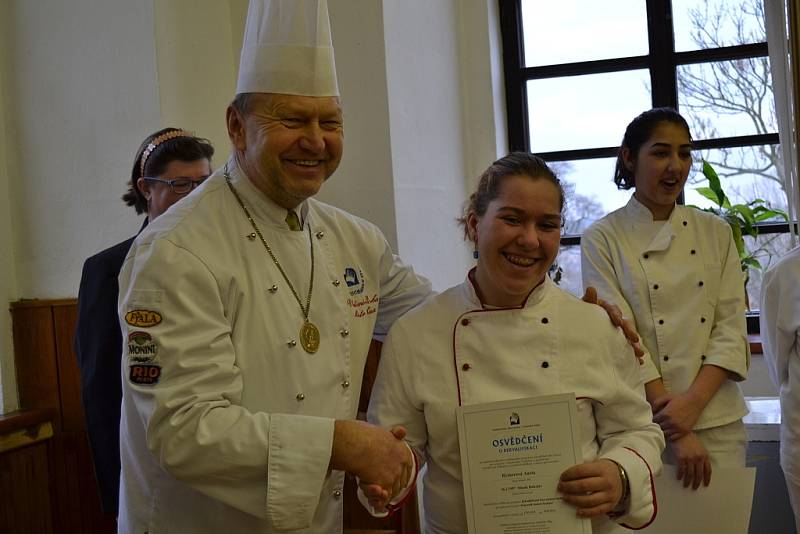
[{"x1": 356, "y1": 442, "x2": 418, "y2": 518}]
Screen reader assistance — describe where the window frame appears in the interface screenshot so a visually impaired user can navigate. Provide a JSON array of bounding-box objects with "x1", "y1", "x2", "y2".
[
  {"x1": 499, "y1": 0, "x2": 790, "y2": 329},
  {"x1": 499, "y1": 0, "x2": 785, "y2": 243}
]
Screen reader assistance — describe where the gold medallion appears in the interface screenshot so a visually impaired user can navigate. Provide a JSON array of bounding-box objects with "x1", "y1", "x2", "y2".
[{"x1": 300, "y1": 321, "x2": 321, "y2": 353}]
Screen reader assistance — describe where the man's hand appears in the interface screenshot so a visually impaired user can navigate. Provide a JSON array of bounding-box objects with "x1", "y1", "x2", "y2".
[
  {"x1": 330, "y1": 421, "x2": 413, "y2": 505},
  {"x1": 582, "y1": 287, "x2": 644, "y2": 364},
  {"x1": 558, "y1": 459, "x2": 623, "y2": 517},
  {"x1": 670, "y1": 432, "x2": 711, "y2": 490},
  {"x1": 652, "y1": 393, "x2": 703, "y2": 440}
]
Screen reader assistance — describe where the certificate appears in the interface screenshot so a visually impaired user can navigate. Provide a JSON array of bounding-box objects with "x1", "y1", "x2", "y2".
[
  {"x1": 638, "y1": 466, "x2": 755, "y2": 533},
  {"x1": 456, "y1": 393, "x2": 590, "y2": 534}
]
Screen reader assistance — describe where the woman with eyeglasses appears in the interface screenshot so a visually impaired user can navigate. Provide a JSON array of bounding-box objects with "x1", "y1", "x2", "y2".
[
  {"x1": 128, "y1": 127, "x2": 215, "y2": 220},
  {"x1": 74, "y1": 127, "x2": 214, "y2": 519}
]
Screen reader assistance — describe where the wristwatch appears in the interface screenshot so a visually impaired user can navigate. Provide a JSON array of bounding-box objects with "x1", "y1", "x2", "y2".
[{"x1": 608, "y1": 460, "x2": 631, "y2": 518}]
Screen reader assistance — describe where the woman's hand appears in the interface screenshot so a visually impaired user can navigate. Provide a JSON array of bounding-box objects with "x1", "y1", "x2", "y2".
[
  {"x1": 652, "y1": 393, "x2": 703, "y2": 440},
  {"x1": 558, "y1": 459, "x2": 623, "y2": 517},
  {"x1": 582, "y1": 287, "x2": 644, "y2": 364},
  {"x1": 359, "y1": 480, "x2": 390, "y2": 511},
  {"x1": 670, "y1": 432, "x2": 711, "y2": 490},
  {"x1": 357, "y1": 425, "x2": 414, "y2": 511}
]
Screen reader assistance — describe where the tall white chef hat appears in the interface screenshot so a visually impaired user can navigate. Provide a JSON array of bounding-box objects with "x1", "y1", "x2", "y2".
[{"x1": 236, "y1": 0, "x2": 339, "y2": 97}]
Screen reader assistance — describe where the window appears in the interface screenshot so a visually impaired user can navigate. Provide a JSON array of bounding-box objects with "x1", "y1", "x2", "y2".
[{"x1": 500, "y1": 0, "x2": 791, "y2": 316}]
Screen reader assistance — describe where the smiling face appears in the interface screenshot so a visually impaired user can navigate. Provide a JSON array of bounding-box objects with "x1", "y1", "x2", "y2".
[
  {"x1": 624, "y1": 121, "x2": 693, "y2": 220},
  {"x1": 227, "y1": 93, "x2": 344, "y2": 209},
  {"x1": 467, "y1": 174, "x2": 562, "y2": 308}
]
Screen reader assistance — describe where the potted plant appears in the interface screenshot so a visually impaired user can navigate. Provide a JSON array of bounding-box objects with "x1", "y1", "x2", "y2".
[{"x1": 691, "y1": 159, "x2": 789, "y2": 308}]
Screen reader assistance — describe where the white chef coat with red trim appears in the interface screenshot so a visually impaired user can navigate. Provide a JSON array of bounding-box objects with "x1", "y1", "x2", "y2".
[{"x1": 368, "y1": 274, "x2": 664, "y2": 534}]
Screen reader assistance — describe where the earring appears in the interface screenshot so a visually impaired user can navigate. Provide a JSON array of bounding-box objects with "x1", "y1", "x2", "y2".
[{"x1": 473, "y1": 245, "x2": 479, "y2": 259}]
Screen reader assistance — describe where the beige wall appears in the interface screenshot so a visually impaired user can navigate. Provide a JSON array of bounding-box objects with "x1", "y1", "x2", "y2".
[
  {"x1": 0, "y1": 4, "x2": 18, "y2": 411},
  {"x1": 153, "y1": 0, "x2": 242, "y2": 160}
]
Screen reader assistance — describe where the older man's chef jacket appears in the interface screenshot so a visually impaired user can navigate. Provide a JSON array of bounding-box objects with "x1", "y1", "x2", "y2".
[
  {"x1": 116, "y1": 161, "x2": 432, "y2": 534},
  {"x1": 368, "y1": 275, "x2": 664, "y2": 534},
  {"x1": 760, "y1": 244, "x2": 800, "y2": 511},
  {"x1": 582, "y1": 196, "x2": 749, "y2": 430}
]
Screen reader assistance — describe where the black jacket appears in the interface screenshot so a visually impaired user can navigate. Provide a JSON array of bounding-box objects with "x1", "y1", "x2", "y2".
[{"x1": 74, "y1": 224, "x2": 143, "y2": 515}]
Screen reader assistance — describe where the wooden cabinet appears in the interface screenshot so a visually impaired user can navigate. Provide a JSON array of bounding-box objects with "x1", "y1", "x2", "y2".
[
  {"x1": 10, "y1": 299, "x2": 115, "y2": 534},
  {"x1": 0, "y1": 409, "x2": 54, "y2": 534}
]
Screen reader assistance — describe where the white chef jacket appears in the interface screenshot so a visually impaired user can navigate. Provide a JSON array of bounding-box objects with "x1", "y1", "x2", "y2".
[
  {"x1": 368, "y1": 274, "x2": 664, "y2": 534},
  {"x1": 581, "y1": 196, "x2": 749, "y2": 431},
  {"x1": 760, "y1": 245, "x2": 800, "y2": 487},
  {"x1": 116, "y1": 160, "x2": 432, "y2": 534}
]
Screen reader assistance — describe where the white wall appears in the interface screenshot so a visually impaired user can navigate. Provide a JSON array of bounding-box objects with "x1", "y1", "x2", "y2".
[
  {"x1": 322, "y1": 0, "x2": 399, "y2": 249},
  {"x1": 382, "y1": 0, "x2": 471, "y2": 291},
  {"x1": 153, "y1": 0, "x2": 241, "y2": 159},
  {"x1": 6, "y1": 0, "x2": 161, "y2": 301}
]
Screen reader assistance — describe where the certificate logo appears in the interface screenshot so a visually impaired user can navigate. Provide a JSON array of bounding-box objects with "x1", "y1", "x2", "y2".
[{"x1": 509, "y1": 412, "x2": 520, "y2": 426}]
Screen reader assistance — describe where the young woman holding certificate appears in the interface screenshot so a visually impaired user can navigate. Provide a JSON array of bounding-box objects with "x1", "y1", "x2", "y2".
[{"x1": 363, "y1": 153, "x2": 664, "y2": 534}]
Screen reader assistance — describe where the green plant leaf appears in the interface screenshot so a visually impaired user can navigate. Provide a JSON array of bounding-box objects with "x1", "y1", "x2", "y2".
[
  {"x1": 742, "y1": 257, "x2": 762, "y2": 270},
  {"x1": 695, "y1": 187, "x2": 724, "y2": 206},
  {"x1": 702, "y1": 160, "x2": 726, "y2": 206},
  {"x1": 753, "y1": 208, "x2": 789, "y2": 222},
  {"x1": 729, "y1": 222, "x2": 746, "y2": 259},
  {"x1": 731, "y1": 204, "x2": 757, "y2": 227}
]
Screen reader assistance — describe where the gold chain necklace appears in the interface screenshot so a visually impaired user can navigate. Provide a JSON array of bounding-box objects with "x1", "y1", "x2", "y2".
[{"x1": 224, "y1": 169, "x2": 320, "y2": 354}]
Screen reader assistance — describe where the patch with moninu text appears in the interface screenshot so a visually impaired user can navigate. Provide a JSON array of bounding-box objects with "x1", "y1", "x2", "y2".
[{"x1": 127, "y1": 331, "x2": 158, "y2": 363}]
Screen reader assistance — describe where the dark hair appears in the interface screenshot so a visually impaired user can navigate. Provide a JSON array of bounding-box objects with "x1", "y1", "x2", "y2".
[
  {"x1": 122, "y1": 127, "x2": 215, "y2": 214},
  {"x1": 458, "y1": 152, "x2": 564, "y2": 240},
  {"x1": 613, "y1": 108, "x2": 692, "y2": 190}
]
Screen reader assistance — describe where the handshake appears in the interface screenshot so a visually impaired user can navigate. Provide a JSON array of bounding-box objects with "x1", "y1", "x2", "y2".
[{"x1": 330, "y1": 420, "x2": 416, "y2": 512}]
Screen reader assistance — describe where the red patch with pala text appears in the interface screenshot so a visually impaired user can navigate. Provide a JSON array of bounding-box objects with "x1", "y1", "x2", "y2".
[{"x1": 129, "y1": 364, "x2": 162, "y2": 385}]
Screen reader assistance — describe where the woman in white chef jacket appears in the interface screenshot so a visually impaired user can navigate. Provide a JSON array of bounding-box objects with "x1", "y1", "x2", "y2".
[
  {"x1": 365, "y1": 153, "x2": 665, "y2": 534},
  {"x1": 581, "y1": 108, "x2": 750, "y2": 491}
]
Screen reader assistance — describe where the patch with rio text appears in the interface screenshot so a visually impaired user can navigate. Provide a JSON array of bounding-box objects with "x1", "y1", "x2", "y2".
[{"x1": 129, "y1": 364, "x2": 162, "y2": 386}]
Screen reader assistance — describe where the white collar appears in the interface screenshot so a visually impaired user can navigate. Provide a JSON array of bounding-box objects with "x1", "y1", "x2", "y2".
[{"x1": 225, "y1": 157, "x2": 310, "y2": 230}]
